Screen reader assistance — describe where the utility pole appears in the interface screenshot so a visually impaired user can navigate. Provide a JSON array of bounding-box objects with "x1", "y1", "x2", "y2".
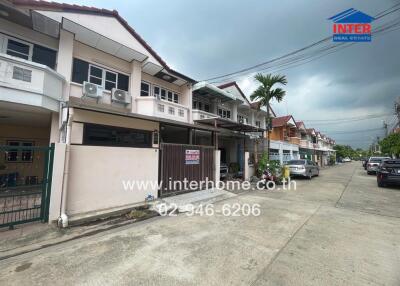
[
  {"x1": 383, "y1": 121, "x2": 388, "y2": 137},
  {"x1": 395, "y1": 96, "x2": 400, "y2": 131}
]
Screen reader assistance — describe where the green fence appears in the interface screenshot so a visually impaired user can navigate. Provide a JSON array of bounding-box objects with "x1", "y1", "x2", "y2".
[{"x1": 0, "y1": 144, "x2": 54, "y2": 228}]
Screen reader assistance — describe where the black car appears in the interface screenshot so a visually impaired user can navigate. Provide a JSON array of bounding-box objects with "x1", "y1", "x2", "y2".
[{"x1": 377, "y1": 159, "x2": 400, "y2": 187}]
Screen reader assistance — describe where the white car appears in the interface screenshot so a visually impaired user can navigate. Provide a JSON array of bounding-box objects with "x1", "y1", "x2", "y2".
[{"x1": 343, "y1": 157, "x2": 352, "y2": 162}]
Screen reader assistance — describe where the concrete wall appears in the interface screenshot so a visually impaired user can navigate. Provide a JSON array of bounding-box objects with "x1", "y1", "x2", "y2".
[{"x1": 66, "y1": 145, "x2": 158, "y2": 216}]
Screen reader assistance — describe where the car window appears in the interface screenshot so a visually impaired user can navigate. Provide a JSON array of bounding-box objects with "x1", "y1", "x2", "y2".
[{"x1": 287, "y1": 160, "x2": 305, "y2": 165}]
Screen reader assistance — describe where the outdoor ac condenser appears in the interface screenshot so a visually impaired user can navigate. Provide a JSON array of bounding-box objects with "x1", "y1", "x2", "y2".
[
  {"x1": 82, "y1": 81, "x2": 103, "y2": 99},
  {"x1": 111, "y1": 88, "x2": 131, "y2": 105}
]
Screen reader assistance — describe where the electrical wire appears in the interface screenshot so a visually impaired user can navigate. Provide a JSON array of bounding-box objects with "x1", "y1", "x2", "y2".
[{"x1": 201, "y1": 4, "x2": 400, "y2": 82}]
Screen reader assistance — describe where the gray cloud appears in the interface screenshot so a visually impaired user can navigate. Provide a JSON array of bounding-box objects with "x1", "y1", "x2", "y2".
[{"x1": 55, "y1": 0, "x2": 400, "y2": 148}]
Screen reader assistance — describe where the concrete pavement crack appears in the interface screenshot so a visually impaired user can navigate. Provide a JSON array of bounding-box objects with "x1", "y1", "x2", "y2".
[
  {"x1": 249, "y1": 205, "x2": 322, "y2": 286},
  {"x1": 334, "y1": 163, "x2": 358, "y2": 208}
]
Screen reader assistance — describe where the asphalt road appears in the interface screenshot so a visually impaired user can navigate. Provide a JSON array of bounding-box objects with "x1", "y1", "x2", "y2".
[{"x1": 0, "y1": 162, "x2": 399, "y2": 286}]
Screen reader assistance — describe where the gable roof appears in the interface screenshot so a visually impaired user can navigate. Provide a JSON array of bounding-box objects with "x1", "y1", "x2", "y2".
[
  {"x1": 295, "y1": 120, "x2": 306, "y2": 129},
  {"x1": 329, "y1": 8, "x2": 375, "y2": 24},
  {"x1": 218, "y1": 81, "x2": 276, "y2": 116},
  {"x1": 272, "y1": 115, "x2": 296, "y2": 128},
  {"x1": 218, "y1": 81, "x2": 250, "y2": 104},
  {"x1": 13, "y1": 0, "x2": 195, "y2": 83}
]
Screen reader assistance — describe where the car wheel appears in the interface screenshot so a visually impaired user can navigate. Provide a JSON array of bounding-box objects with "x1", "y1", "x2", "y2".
[{"x1": 307, "y1": 171, "x2": 312, "y2": 180}]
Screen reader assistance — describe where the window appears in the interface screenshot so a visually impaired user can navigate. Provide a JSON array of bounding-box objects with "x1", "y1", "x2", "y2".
[
  {"x1": 32, "y1": 45, "x2": 57, "y2": 69},
  {"x1": 140, "y1": 81, "x2": 150, "y2": 96},
  {"x1": 218, "y1": 108, "x2": 231, "y2": 119},
  {"x1": 160, "y1": 89, "x2": 166, "y2": 100},
  {"x1": 168, "y1": 106, "x2": 175, "y2": 115},
  {"x1": 89, "y1": 65, "x2": 103, "y2": 86},
  {"x1": 105, "y1": 70, "x2": 117, "y2": 91},
  {"x1": 13, "y1": 66, "x2": 32, "y2": 82},
  {"x1": 255, "y1": 121, "x2": 261, "y2": 127},
  {"x1": 238, "y1": 115, "x2": 248, "y2": 124},
  {"x1": 6, "y1": 141, "x2": 34, "y2": 162},
  {"x1": 173, "y1": 93, "x2": 179, "y2": 104},
  {"x1": 6, "y1": 39, "x2": 31, "y2": 60},
  {"x1": 204, "y1": 104, "x2": 210, "y2": 112},
  {"x1": 154, "y1": 86, "x2": 160, "y2": 98},
  {"x1": 178, "y1": 109, "x2": 184, "y2": 117},
  {"x1": 71, "y1": 59, "x2": 129, "y2": 91},
  {"x1": 3, "y1": 35, "x2": 57, "y2": 69},
  {"x1": 158, "y1": 104, "x2": 165, "y2": 112},
  {"x1": 167, "y1": 91, "x2": 173, "y2": 102},
  {"x1": 83, "y1": 124, "x2": 152, "y2": 148}
]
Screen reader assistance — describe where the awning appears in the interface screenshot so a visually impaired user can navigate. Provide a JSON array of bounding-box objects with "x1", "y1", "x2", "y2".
[
  {"x1": 193, "y1": 82, "x2": 242, "y2": 103},
  {"x1": 62, "y1": 18, "x2": 148, "y2": 62},
  {"x1": 0, "y1": 3, "x2": 60, "y2": 38},
  {"x1": 194, "y1": 117, "x2": 266, "y2": 133}
]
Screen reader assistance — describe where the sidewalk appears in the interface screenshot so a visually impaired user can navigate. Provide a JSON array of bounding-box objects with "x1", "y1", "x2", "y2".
[{"x1": 0, "y1": 188, "x2": 234, "y2": 260}]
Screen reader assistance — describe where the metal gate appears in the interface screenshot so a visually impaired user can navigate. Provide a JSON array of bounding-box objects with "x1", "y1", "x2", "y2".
[
  {"x1": 159, "y1": 143, "x2": 214, "y2": 197},
  {"x1": 0, "y1": 144, "x2": 54, "y2": 228}
]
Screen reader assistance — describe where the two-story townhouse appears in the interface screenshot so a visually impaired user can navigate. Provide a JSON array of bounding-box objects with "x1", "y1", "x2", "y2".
[
  {"x1": 191, "y1": 81, "x2": 269, "y2": 179},
  {"x1": 0, "y1": 0, "x2": 221, "y2": 227},
  {"x1": 296, "y1": 121, "x2": 314, "y2": 160},
  {"x1": 268, "y1": 115, "x2": 300, "y2": 164}
]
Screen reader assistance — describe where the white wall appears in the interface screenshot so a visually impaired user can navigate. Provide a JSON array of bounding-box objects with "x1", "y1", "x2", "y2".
[{"x1": 66, "y1": 145, "x2": 159, "y2": 216}]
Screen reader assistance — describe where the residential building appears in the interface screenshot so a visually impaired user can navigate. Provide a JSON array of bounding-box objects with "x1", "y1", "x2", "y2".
[{"x1": 269, "y1": 115, "x2": 300, "y2": 164}]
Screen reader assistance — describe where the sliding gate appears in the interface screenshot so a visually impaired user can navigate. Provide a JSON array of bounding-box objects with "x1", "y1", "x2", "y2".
[
  {"x1": 159, "y1": 143, "x2": 214, "y2": 197},
  {"x1": 0, "y1": 144, "x2": 54, "y2": 228}
]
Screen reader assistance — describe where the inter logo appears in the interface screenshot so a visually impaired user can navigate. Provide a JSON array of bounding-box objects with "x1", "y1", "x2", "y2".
[{"x1": 328, "y1": 8, "x2": 375, "y2": 42}]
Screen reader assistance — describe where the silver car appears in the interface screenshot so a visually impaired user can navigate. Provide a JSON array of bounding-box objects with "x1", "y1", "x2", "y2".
[
  {"x1": 367, "y1": 157, "x2": 391, "y2": 174},
  {"x1": 286, "y1": 159, "x2": 319, "y2": 179}
]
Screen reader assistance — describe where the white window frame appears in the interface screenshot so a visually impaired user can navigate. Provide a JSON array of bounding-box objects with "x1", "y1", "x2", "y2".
[
  {"x1": 4, "y1": 36, "x2": 33, "y2": 61},
  {"x1": 140, "y1": 81, "x2": 151, "y2": 96},
  {"x1": 218, "y1": 107, "x2": 231, "y2": 119},
  {"x1": 88, "y1": 63, "x2": 119, "y2": 91}
]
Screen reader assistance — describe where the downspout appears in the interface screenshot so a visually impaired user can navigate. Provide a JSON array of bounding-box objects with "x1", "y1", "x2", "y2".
[{"x1": 58, "y1": 107, "x2": 73, "y2": 228}]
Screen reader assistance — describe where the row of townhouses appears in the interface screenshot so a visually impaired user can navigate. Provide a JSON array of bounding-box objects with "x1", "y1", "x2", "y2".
[{"x1": 0, "y1": 0, "x2": 335, "y2": 226}]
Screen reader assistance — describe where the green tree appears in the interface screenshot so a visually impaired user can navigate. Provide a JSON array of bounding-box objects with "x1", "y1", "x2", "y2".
[
  {"x1": 250, "y1": 73, "x2": 287, "y2": 161},
  {"x1": 379, "y1": 133, "x2": 400, "y2": 157}
]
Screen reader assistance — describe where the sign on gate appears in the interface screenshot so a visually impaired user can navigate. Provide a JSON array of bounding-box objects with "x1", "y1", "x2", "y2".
[{"x1": 185, "y1": 149, "x2": 200, "y2": 165}]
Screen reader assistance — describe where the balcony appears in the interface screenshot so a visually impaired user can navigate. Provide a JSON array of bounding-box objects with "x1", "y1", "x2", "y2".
[
  {"x1": 136, "y1": 96, "x2": 190, "y2": 123},
  {"x1": 192, "y1": 109, "x2": 218, "y2": 121},
  {"x1": 288, "y1": 137, "x2": 300, "y2": 145},
  {"x1": 300, "y1": 139, "x2": 314, "y2": 149},
  {"x1": 0, "y1": 53, "x2": 64, "y2": 112}
]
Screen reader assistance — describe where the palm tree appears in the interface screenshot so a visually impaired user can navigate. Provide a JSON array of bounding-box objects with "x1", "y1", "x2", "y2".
[{"x1": 250, "y1": 73, "x2": 287, "y2": 161}]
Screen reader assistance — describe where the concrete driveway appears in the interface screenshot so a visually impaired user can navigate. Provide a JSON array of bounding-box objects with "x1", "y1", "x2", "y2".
[{"x1": 0, "y1": 162, "x2": 399, "y2": 285}]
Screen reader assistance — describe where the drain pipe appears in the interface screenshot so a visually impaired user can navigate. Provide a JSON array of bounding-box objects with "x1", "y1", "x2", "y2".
[{"x1": 58, "y1": 107, "x2": 73, "y2": 228}]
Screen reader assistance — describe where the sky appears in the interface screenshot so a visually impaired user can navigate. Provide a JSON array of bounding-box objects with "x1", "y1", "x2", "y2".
[{"x1": 55, "y1": 0, "x2": 400, "y2": 148}]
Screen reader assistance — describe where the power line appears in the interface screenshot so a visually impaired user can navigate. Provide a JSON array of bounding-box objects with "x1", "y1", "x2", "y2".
[
  {"x1": 303, "y1": 113, "x2": 392, "y2": 122},
  {"x1": 202, "y1": 4, "x2": 400, "y2": 82},
  {"x1": 320, "y1": 127, "x2": 384, "y2": 134}
]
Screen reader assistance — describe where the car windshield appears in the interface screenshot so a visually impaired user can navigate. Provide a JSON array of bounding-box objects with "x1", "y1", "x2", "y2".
[
  {"x1": 370, "y1": 159, "x2": 382, "y2": 163},
  {"x1": 287, "y1": 160, "x2": 305, "y2": 165}
]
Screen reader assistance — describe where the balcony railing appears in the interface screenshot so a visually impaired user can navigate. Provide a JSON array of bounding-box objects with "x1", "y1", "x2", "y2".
[
  {"x1": 288, "y1": 137, "x2": 300, "y2": 145},
  {"x1": 192, "y1": 109, "x2": 218, "y2": 121},
  {"x1": 136, "y1": 96, "x2": 190, "y2": 123},
  {"x1": 0, "y1": 53, "x2": 64, "y2": 111}
]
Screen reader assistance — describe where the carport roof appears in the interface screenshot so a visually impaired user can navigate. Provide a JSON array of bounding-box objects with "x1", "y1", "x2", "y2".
[
  {"x1": 194, "y1": 117, "x2": 266, "y2": 133},
  {"x1": 193, "y1": 82, "x2": 240, "y2": 103}
]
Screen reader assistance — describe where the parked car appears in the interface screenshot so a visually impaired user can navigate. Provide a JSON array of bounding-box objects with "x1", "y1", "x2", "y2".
[
  {"x1": 286, "y1": 159, "x2": 319, "y2": 179},
  {"x1": 220, "y1": 163, "x2": 228, "y2": 179},
  {"x1": 366, "y1": 157, "x2": 391, "y2": 174},
  {"x1": 377, "y1": 159, "x2": 400, "y2": 187},
  {"x1": 342, "y1": 157, "x2": 352, "y2": 162}
]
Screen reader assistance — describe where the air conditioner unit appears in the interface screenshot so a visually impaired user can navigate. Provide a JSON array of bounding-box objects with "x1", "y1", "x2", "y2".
[
  {"x1": 111, "y1": 88, "x2": 131, "y2": 105},
  {"x1": 82, "y1": 81, "x2": 103, "y2": 99}
]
